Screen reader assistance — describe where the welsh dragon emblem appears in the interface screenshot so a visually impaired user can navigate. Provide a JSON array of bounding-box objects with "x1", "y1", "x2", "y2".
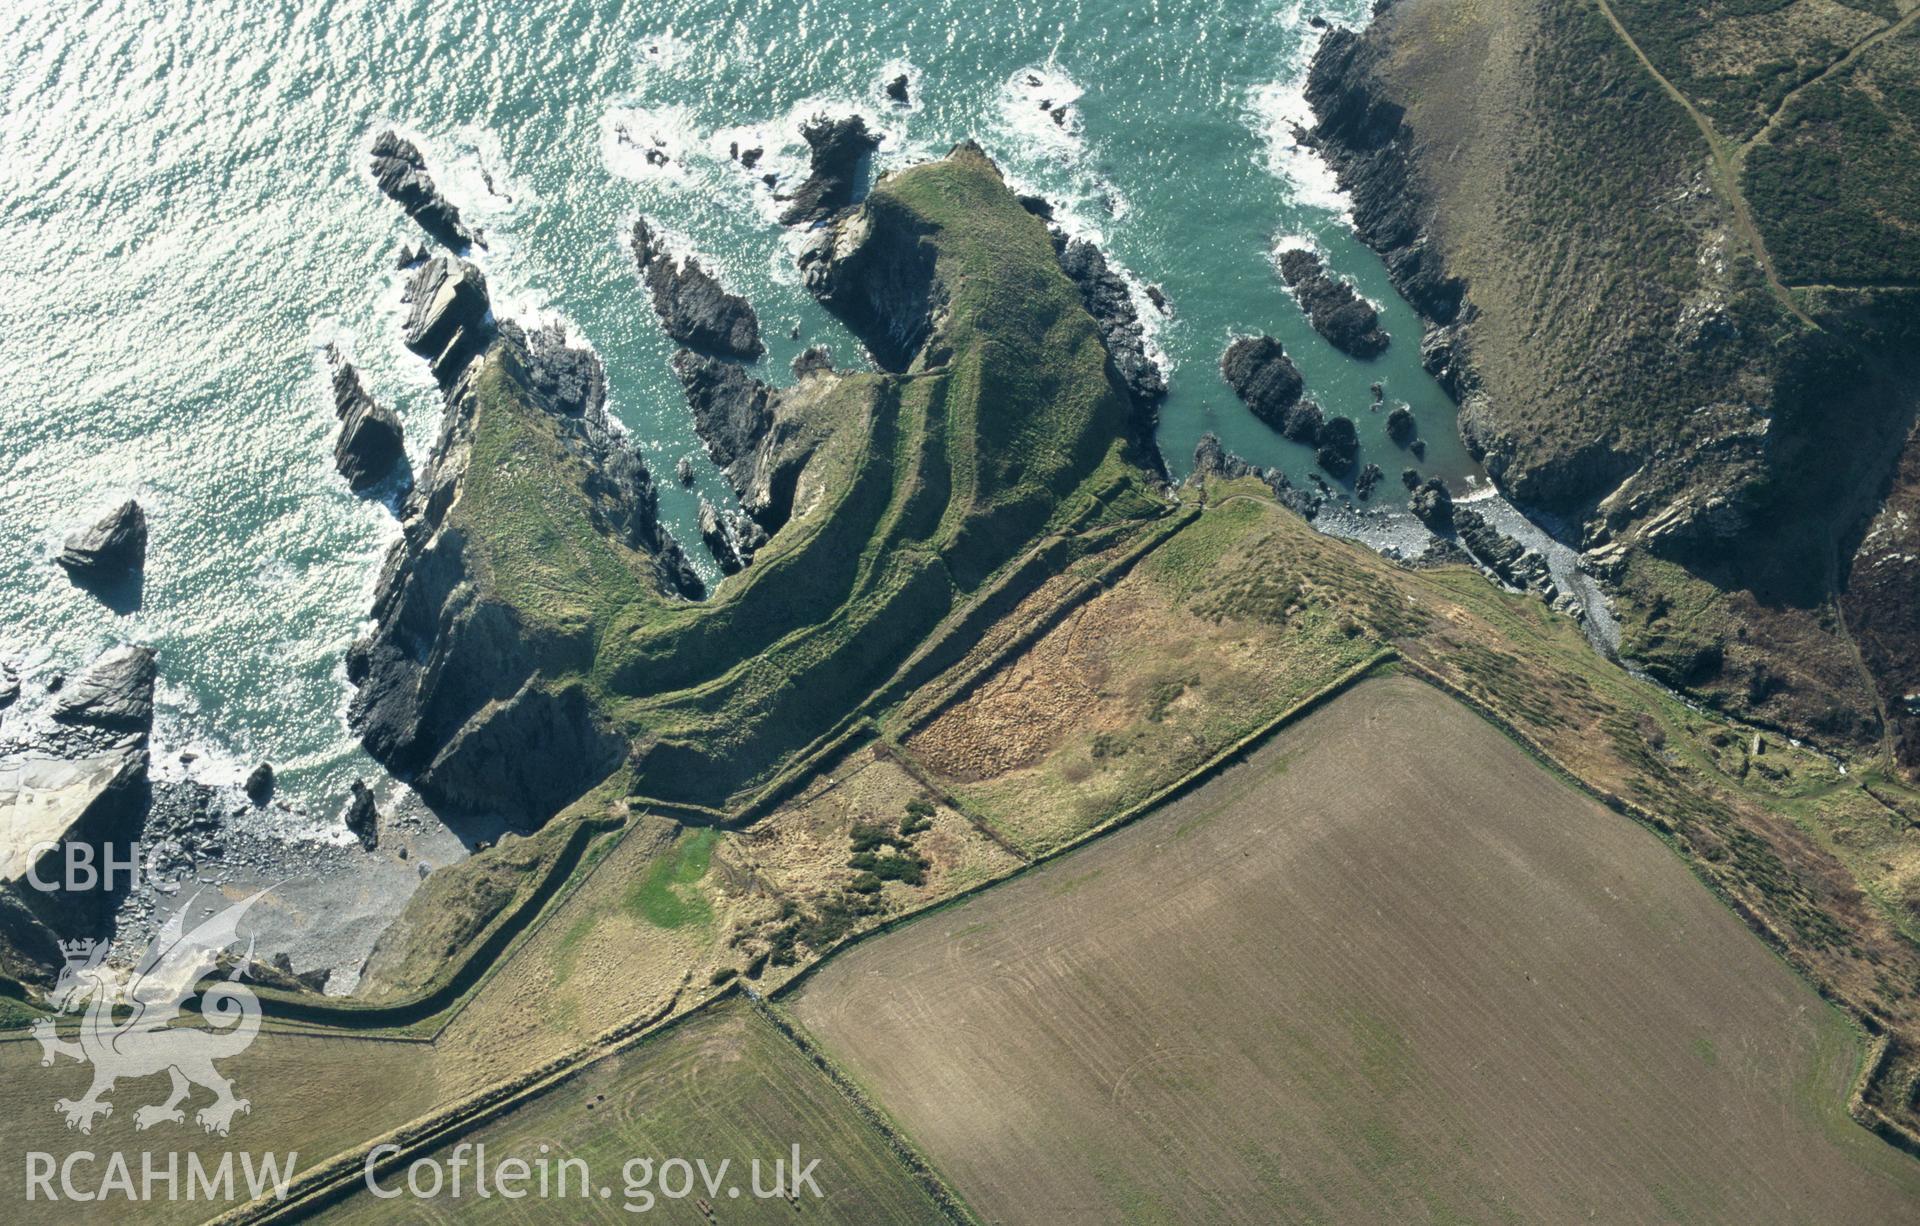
[{"x1": 32, "y1": 890, "x2": 268, "y2": 1136}]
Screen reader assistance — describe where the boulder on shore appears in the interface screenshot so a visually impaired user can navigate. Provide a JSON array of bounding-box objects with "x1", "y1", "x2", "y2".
[
  {"x1": 779, "y1": 115, "x2": 881, "y2": 226},
  {"x1": 244, "y1": 762, "x2": 275, "y2": 805},
  {"x1": 344, "y1": 780, "x2": 380, "y2": 851},
  {"x1": 631, "y1": 218, "x2": 764, "y2": 358},
  {"x1": 58, "y1": 501, "x2": 146, "y2": 588},
  {"x1": 1276, "y1": 247, "x2": 1389, "y2": 358}
]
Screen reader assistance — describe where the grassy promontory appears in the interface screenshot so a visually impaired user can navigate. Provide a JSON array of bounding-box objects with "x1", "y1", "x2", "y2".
[{"x1": 448, "y1": 145, "x2": 1166, "y2": 813}]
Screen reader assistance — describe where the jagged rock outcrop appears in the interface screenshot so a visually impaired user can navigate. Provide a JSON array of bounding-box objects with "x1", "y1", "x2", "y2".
[
  {"x1": 631, "y1": 218, "x2": 764, "y2": 358},
  {"x1": 57, "y1": 501, "x2": 146, "y2": 588},
  {"x1": 1276, "y1": 247, "x2": 1389, "y2": 358},
  {"x1": 1455, "y1": 507, "x2": 1550, "y2": 593},
  {"x1": 327, "y1": 351, "x2": 406, "y2": 492},
  {"x1": 348, "y1": 317, "x2": 699, "y2": 826},
  {"x1": 886, "y1": 74, "x2": 910, "y2": 104},
  {"x1": 1190, "y1": 433, "x2": 1323, "y2": 519},
  {"x1": 1055, "y1": 235, "x2": 1168, "y2": 429},
  {"x1": 1300, "y1": 33, "x2": 1462, "y2": 324},
  {"x1": 343, "y1": 780, "x2": 380, "y2": 851},
  {"x1": 672, "y1": 351, "x2": 774, "y2": 472},
  {"x1": 779, "y1": 115, "x2": 880, "y2": 226},
  {"x1": 402, "y1": 254, "x2": 494, "y2": 384},
  {"x1": 1385, "y1": 404, "x2": 1417, "y2": 446},
  {"x1": 369, "y1": 130, "x2": 476, "y2": 250},
  {"x1": 800, "y1": 185, "x2": 941, "y2": 369}
]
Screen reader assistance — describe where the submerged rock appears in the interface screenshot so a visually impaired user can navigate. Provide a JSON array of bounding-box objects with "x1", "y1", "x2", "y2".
[
  {"x1": 631, "y1": 217, "x2": 764, "y2": 358},
  {"x1": 1276, "y1": 247, "x2": 1389, "y2": 358},
  {"x1": 1356, "y1": 462, "x2": 1384, "y2": 501},
  {"x1": 327, "y1": 352, "x2": 406, "y2": 492},
  {"x1": 369, "y1": 130, "x2": 475, "y2": 250},
  {"x1": 57, "y1": 501, "x2": 146, "y2": 587},
  {"x1": 779, "y1": 114, "x2": 880, "y2": 226}
]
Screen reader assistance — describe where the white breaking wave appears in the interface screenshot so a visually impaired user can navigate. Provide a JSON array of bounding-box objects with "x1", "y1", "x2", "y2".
[{"x1": 1246, "y1": 1, "x2": 1368, "y2": 220}]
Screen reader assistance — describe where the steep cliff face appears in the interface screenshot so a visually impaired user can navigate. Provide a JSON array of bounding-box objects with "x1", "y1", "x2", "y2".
[{"x1": 1303, "y1": 0, "x2": 1920, "y2": 753}]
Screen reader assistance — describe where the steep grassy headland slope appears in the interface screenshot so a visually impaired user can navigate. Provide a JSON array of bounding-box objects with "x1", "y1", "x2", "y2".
[
  {"x1": 1306, "y1": 0, "x2": 1920, "y2": 768},
  {"x1": 351, "y1": 144, "x2": 1166, "y2": 823}
]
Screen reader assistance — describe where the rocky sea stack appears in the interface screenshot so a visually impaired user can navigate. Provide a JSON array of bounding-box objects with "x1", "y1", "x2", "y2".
[
  {"x1": 369, "y1": 129, "x2": 476, "y2": 250},
  {"x1": 57, "y1": 500, "x2": 146, "y2": 603},
  {"x1": 327, "y1": 349, "x2": 407, "y2": 492}
]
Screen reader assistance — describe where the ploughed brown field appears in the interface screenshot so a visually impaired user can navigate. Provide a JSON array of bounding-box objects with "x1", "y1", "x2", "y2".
[{"x1": 793, "y1": 675, "x2": 1920, "y2": 1223}]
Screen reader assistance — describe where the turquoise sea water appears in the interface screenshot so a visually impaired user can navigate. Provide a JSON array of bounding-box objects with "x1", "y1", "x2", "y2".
[{"x1": 0, "y1": 0, "x2": 1478, "y2": 821}]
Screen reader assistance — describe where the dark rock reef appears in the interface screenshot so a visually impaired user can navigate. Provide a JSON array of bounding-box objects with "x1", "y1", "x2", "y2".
[
  {"x1": 326, "y1": 349, "x2": 407, "y2": 493},
  {"x1": 369, "y1": 130, "x2": 476, "y2": 250},
  {"x1": 1299, "y1": 34, "x2": 1462, "y2": 324},
  {"x1": 1275, "y1": 247, "x2": 1389, "y2": 358},
  {"x1": 631, "y1": 217, "x2": 764, "y2": 359},
  {"x1": 1220, "y1": 336, "x2": 1306, "y2": 434},
  {"x1": 779, "y1": 115, "x2": 880, "y2": 226}
]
